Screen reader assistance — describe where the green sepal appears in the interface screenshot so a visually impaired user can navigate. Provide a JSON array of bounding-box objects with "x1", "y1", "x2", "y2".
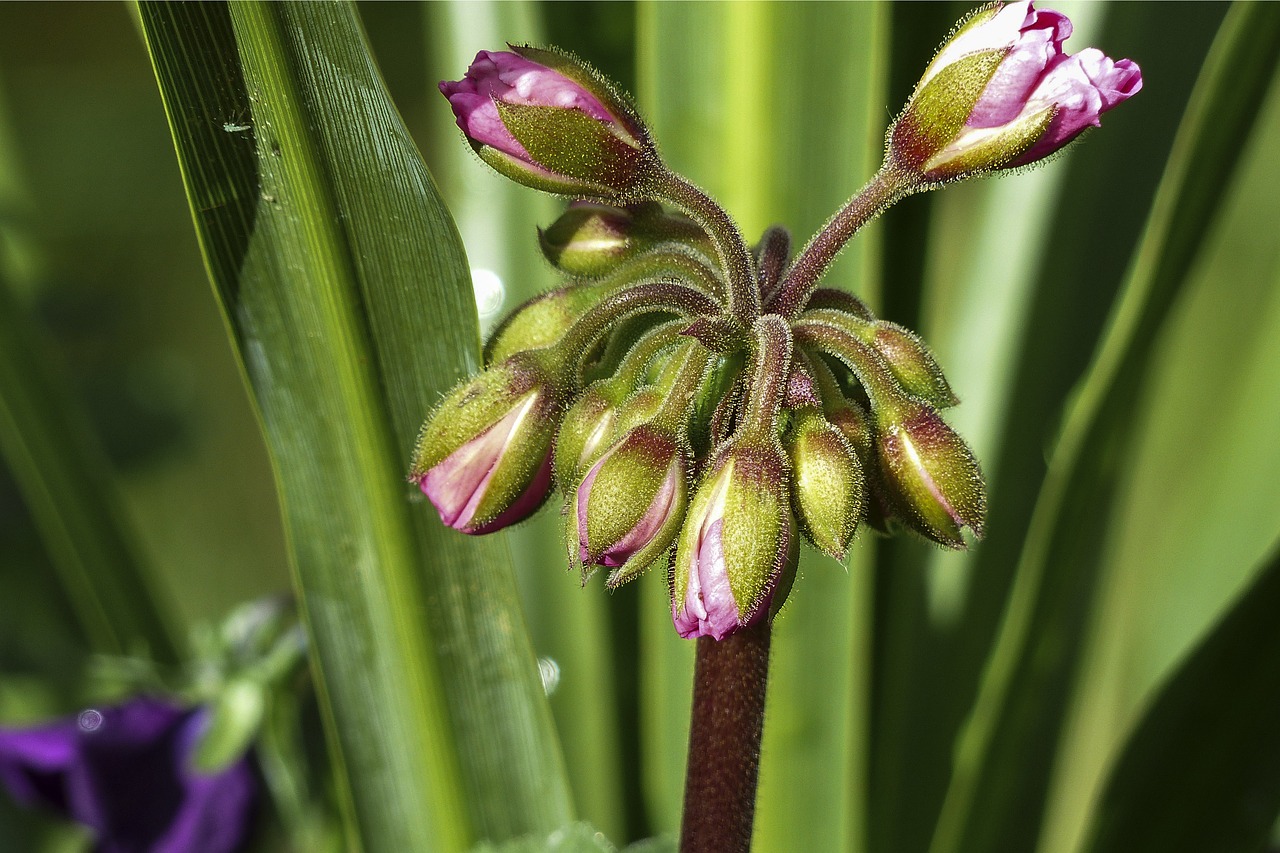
[
  {"x1": 495, "y1": 101, "x2": 651, "y2": 197},
  {"x1": 584, "y1": 427, "x2": 682, "y2": 558},
  {"x1": 890, "y1": 49, "x2": 1006, "y2": 171},
  {"x1": 719, "y1": 445, "x2": 794, "y2": 620},
  {"x1": 922, "y1": 104, "x2": 1056, "y2": 181}
]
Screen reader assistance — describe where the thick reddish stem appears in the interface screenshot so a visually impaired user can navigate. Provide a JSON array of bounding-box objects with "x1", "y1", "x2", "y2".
[{"x1": 679, "y1": 621, "x2": 772, "y2": 853}]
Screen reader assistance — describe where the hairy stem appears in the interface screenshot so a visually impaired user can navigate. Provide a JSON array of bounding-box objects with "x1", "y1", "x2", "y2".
[
  {"x1": 679, "y1": 621, "x2": 772, "y2": 853},
  {"x1": 654, "y1": 172, "x2": 760, "y2": 324},
  {"x1": 773, "y1": 166, "x2": 917, "y2": 318}
]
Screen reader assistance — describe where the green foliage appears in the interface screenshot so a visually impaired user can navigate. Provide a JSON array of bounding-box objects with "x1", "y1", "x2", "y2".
[{"x1": 2, "y1": 2, "x2": 1278, "y2": 852}]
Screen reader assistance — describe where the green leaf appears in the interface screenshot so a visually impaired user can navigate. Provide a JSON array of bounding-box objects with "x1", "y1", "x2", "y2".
[
  {"x1": 138, "y1": 2, "x2": 572, "y2": 849},
  {"x1": 0, "y1": 245, "x2": 184, "y2": 665},
  {"x1": 1081, "y1": 542, "x2": 1280, "y2": 853},
  {"x1": 929, "y1": 5, "x2": 1280, "y2": 852}
]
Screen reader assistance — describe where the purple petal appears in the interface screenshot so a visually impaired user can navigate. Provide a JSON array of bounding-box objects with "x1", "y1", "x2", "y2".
[
  {"x1": 673, "y1": 518, "x2": 739, "y2": 641},
  {"x1": 421, "y1": 394, "x2": 535, "y2": 530},
  {"x1": 1012, "y1": 49, "x2": 1143, "y2": 164},
  {"x1": 0, "y1": 717, "x2": 80, "y2": 811},
  {"x1": 439, "y1": 50, "x2": 616, "y2": 163},
  {"x1": 461, "y1": 446, "x2": 553, "y2": 535},
  {"x1": 0, "y1": 698, "x2": 256, "y2": 853}
]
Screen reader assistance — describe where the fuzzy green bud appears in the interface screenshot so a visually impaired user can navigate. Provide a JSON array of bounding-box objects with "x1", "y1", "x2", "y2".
[
  {"x1": 786, "y1": 408, "x2": 866, "y2": 559},
  {"x1": 410, "y1": 353, "x2": 565, "y2": 534},
  {"x1": 874, "y1": 400, "x2": 985, "y2": 548}
]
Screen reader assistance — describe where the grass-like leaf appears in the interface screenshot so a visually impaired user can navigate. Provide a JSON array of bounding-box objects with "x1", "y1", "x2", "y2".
[
  {"x1": 0, "y1": 271, "x2": 184, "y2": 664},
  {"x1": 138, "y1": 2, "x2": 572, "y2": 848},
  {"x1": 1081, "y1": 541, "x2": 1280, "y2": 853},
  {"x1": 930, "y1": 5, "x2": 1280, "y2": 851}
]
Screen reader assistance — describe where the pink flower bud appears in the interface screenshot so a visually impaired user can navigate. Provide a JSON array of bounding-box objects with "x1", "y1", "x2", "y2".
[
  {"x1": 410, "y1": 358, "x2": 562, "y2": 534},
  {"x1": 575, "y1": 425, "x2": 688, "y2": 586},
  {"x1": 440, "y1": 47, "x2": 654, "y2": 196},
  {"x1": 672, "y1": 445, "x2": 798, "y2": 641},
  {"x1": 891, "y1": 1, "x2": 1142, "y2": 181}
]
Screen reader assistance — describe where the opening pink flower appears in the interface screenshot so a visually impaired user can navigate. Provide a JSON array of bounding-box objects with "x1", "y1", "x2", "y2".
[{"x1": 892, "y1": 0, "x2": 1142, "y2": 180}]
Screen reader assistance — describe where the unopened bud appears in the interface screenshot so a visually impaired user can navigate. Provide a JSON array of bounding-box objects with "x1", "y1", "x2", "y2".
[
  {"x1": 410, "y1": 355, "x2": 563, "y2": 534},
  {"x1": 672, "y1": 442, "x2": 796, "y2": 640},
  {"x1": 576, "y1": 424, "x2": 689, "y2": 587},
  {"x1": 786, "y1": 409, "x2": 866, "y2": 559},
  {"x1": 870, "y1": 321, "x2": 958, "y2": 408},
  {"x1": 874, "y1": 401, "x2": 985, "y2": 548},
  {"x1": 539, "y1": 201, "x2": 709, "y2": 277},
  {"x1": 485, "y1": 283, "x2": 607, "y2": 366},
  {"x1": 440, "y1": 46, "x2": 658, "y2": 197}
]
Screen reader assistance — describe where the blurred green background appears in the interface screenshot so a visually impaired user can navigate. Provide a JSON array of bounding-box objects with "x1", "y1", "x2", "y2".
[{"x1": 3, "y1": 2, "x2": 1279, "y2": 852}]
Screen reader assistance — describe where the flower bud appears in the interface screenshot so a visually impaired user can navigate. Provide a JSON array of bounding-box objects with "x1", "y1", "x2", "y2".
[
  {"x1": 576, "y1": 424, "x2": 689, "y2": 587},
  {"x1": 870, "y1": 321, "x2": 958, "y2": 408},
  {"x1": 410, "y1": 355, "x2": 563, "y2": 534},
  {"x1": 440, "y1": 47, "x2": 656, "y2": 197},
  {"x1": 485, "y1": 283, "x2": 605, "y2": 366},
  {"x1": 554, "y1": 380, "x2": 626, "y2": 488},
  {"x1": 889, "y1": 1, "x2": 1142, "y2": 183},
  {"x1": 785, "y1": 409, "x2": 866, "y2": 559},
  {"x1": 874, "y1": 401, "x2": 985, "y2": 548},
  {"x1": 539, "y1": 201, "x2": 708, "y2": 277},
  {"x1": 672, "y1": 443, "x2": 797, "y2": 640}
]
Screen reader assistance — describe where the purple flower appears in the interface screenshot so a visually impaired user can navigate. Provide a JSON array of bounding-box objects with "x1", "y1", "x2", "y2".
[
  {"x1": 575, "y1": 425, "x2": 687, "y2": 586},
  {"x1": 893, "y1": 1, "x2": 1142, "y2": 180},
  {"x1": 0, "y1": 698, "x2": 256, "y2": 853},
  {"x1": 671, "y1": 446, "x2": 797, "y2": 641},
  {"x1": 440, "y1": 47, "x2": 653, "y2": 196}
]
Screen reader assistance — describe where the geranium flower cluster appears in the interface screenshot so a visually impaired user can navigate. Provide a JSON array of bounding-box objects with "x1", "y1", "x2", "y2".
[{"x1": 411, "y1": 1, "x2": 1141, "y2": 641}]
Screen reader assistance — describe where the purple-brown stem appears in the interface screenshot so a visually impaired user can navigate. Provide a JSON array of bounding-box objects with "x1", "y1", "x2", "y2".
[
  {"x1": 772, "y1": 166, "x2": 917, "y2": 319},
  {"x1": 679, "y1": 621, "x2": 772, "y2": 853},
  {"x1": 654, "y1": 171, "x2": 760, "y2": 325}
]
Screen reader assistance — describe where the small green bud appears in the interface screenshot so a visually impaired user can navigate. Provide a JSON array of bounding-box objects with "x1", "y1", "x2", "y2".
[
  {"x1": 575, "y1": 424, "x2": 689, "y2": 587},
  {"x1": 874, "y1": 401, "x2": 985, "y2": 548},
  {"x1": 870, "y1": 321, "x2": 959, "y2": 408},
  {"x1": 786, "y1": 408, "x2": 866, "y2": 559},
  {"x1": 485, "y1": 283, "x2": 606, "y2": 366},
  {"x1": 539, "y1": 201, "x2": 710, "y2": 277},
  {"x1": 539, "y1": 202, "x2": 639, "y2": 276}
]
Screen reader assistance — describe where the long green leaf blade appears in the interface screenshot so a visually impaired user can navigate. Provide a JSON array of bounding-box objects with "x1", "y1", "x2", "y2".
[
  {"x1": 1081, "y1": 541, "x2": 1280, "y2": 853},
  {"x1": 930, "y1": 5, "x2": 1280, "y2": 852},
  {"x1": 139, "y1": 2, "x2": 573, "y2": 848}
]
